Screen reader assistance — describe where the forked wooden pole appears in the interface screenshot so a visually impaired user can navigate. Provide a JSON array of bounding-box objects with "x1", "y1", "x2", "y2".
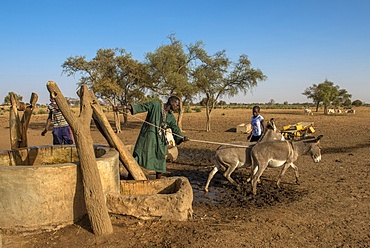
[
  {"x1": 9, "y1": 92, "x2": 38, "y2": 149},
  {"x1": 47, "y1": 81, "x2": 113, "y2": 235}
]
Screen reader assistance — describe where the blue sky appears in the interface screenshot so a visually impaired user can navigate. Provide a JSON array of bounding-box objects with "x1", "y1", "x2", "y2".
[{"x1": 1, "y1": 0, "x2": 369, "y2": 104}]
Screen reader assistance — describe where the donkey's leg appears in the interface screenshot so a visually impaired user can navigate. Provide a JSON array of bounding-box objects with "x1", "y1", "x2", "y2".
[
  {"x1": 276, "y1": 162, "x2": 292, "y2": 188},
  {"x1": 205, "y1": 166, "x2": 218, "y2": 192},
  {"x1": 247, "y1": 163, "x2": 259, "y2": 183},
  {"x1": 290, "y1": 163, "x2": 300, "y2": 185},
  {"x1": 223, "y1": 162, "x2": 239, "y2": 186},
  {"x1": 251, "y1": 162, "x2": 268, "y2": 195}
]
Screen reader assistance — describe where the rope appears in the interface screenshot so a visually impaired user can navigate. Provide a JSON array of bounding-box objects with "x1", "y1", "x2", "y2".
[
  {"x1": 184, "y1": 139, "x2": 251, "y2": 148},
  {"x1": 120, "y1": 110, "x2": 251, "y2": 148}
]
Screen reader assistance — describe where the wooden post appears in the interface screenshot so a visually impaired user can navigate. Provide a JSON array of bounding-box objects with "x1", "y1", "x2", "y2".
[
  {"x1": 20, "y1": 93, "x2": 38, "y2": 147},
  {"x1": 46, "y1": 81, "x2": 113, "y2": 235},
  {"x1": 9, "y1": 92, "x2": 38, "y2": 149},
  {"x1": 9, "y1": 93, "x2": 22, "y2": 150},
  {"x1": 89, "y1": 91, "x2": 147, "y2": 180}
]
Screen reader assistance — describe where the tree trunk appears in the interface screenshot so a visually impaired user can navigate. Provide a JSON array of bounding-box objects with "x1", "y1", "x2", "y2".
[
  {"x1": 177, "y1": 94, "x2": 183, "y2": 130},
  {"x1": 177, "y1": 102, "x2": 183, "y2": 130},
  {"x1": 47, "y1": 81, "x2": 113, "y2": 235},
  {"x1": 206, "y1": 105, "x2": 211, "y2": 132},
  {"x1": 123, "y1": 110, "x2": 129, "y2": 125},
  {"x1": 107, "y1": 98, "x2": 121, "y2": 133},
  {"x1": 113, "y1": 112, "x2": 121, "y2": 133},
  {"x1": 89, "y1": 91, "x2": 147, "y2": 180}
]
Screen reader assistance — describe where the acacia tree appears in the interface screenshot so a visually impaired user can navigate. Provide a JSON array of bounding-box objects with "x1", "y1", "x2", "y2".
[
  {"x1": 303, "y1": 80, "x2": 338, "y2": 113},
  {"x1": 62, "y1": 48, "x2": 148, "y2": 124},
  {"x1": 145, "y1": 34, "x2": 200, "y2": 129},
  {"x1": 193, "y1": 50, "x2": 266, "y2": 131},
  {"x1": 302, "y1": 80, "x2": 352, "y2": 113}
]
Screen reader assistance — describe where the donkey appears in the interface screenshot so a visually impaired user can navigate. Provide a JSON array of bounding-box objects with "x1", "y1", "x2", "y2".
[
  {"x1": 249, "y1": 135, "x2": 323, "y2": 195},
  {"x1": 204, "y1": 118, "x2": 285, "y2": 192}
]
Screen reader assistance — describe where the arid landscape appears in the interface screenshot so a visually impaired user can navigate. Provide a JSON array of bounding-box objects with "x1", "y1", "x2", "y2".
[{"x1": 1, "y1": 107, "x2": 370, "y2": 247}]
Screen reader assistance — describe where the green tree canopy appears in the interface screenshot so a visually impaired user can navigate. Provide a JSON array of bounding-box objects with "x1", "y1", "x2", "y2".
[
  {"x1": 60, "y1": 36, "x2": 267, "y2": 130},
  {"x1": 302, "y1": 80, "x2": 352, "y2": 113},
  {"x1": 62, "y1": 48, "x2": 148, "y2": 123},
  {"x1": 193, "y1": 49, "x2": 266, "y2": 131},
  {"x1": 144, "y1": 34, "x2": 202, "y2": 128}
]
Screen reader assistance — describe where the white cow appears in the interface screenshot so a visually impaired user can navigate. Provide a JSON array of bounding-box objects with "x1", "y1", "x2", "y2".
[
  {"x1": 326, "y1": 108, "x2": 335, "y2": 114},
  {"x1": 304, "y1": 109, "x2": 313, "y2": 115},
  {"x1": 345, "y1": 109, "x2": 356, "y2": 114}
]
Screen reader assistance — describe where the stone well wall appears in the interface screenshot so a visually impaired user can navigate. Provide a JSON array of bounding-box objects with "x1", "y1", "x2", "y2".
[{"x1": 0, "y1": 145, "x2": 120, "y2": 233}]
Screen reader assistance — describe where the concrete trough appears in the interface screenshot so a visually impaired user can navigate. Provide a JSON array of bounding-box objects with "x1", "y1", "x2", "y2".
[
  {"x1": 236, "y1": 123, "x2": 252, "y2": 134},
  {"x1": 0, "y1": 145, "x2": 120, "y2": 233},
  {"x1": 106, "y1": 177, "x2": 193, "y2": 221}
]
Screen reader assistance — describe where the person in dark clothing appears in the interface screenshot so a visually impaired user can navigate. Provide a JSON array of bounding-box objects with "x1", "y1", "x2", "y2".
[{"x1": 115, "y1": 96, "x2": 189, "y2": 179}]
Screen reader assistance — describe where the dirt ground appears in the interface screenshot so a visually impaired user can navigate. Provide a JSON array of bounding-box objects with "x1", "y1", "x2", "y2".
[{"x1": 1, "y1": 107, "x2": 370, "y2": 248}]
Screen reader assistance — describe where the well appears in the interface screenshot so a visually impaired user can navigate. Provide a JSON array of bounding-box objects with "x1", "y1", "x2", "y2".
[{"x1": 0, "y1": 145, "x2": 120, "y2": 233}]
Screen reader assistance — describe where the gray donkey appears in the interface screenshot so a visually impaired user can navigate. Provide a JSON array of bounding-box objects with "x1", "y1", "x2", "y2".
[
  {"x1": 205, "y1": 118, "x2": 285, "y2": 192},
  {"x1": 248, "y1": 135, "x2": 323, "y2": 195}
]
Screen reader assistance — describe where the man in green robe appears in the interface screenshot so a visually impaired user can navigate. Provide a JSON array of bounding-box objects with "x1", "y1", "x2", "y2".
[{"x1": 124, "y1": 96, "x2": 188, "y2": 179}]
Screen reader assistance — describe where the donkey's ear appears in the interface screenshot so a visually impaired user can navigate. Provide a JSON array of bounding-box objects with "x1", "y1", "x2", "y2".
[
  {"x1": 316, "y1": 135, "x2": 323, "y2": 141},
  {"x1": 268, "y1": 118, "x2": 276, "y2": 131}
]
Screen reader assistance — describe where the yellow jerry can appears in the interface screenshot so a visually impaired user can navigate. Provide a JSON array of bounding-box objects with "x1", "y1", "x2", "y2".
[
  {"x1": 295, "y1": 124, "x2": 303, "y2": 131},
  {"x1": 283, "y1": 125, "x2": 291, "y2": 131},
  {"x1": 308, "y1": 126, "x2": 315, "y2": 133}
]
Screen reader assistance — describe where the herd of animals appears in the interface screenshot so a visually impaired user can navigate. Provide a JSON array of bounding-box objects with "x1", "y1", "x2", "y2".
[{"x1": 304, "y1": 108, "x2": 355, "y2": 115}]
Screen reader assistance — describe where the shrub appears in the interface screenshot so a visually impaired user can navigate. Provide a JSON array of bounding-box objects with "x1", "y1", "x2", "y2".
[
  {"x1": 37, "y1": 109, "x2": 47, "y2": 115},
  {"x1": 184, "y1": 106, "x2": 192, "y2": 113},
  {"x1": 352, "y1": 99, "x2": 363, "y2": 107},
  {"x1": 192, "y1": 107, "x2": 202, "y2": 113}
]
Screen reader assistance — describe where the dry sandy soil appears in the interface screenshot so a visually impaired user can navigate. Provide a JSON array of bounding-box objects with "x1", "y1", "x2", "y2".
[{"x1": 1, "y1": 107, "x2": 370, "y2": 248}]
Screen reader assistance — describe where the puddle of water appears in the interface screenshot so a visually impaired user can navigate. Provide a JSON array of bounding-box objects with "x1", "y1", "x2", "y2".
[{"x1": 191, "y1": 184, "x2": 223, "y2": 204}]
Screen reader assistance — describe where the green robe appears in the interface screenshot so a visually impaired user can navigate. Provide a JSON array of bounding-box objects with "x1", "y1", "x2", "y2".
[{"x1": 131, "y1": 100, "x2": 183, "y2": 173}]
